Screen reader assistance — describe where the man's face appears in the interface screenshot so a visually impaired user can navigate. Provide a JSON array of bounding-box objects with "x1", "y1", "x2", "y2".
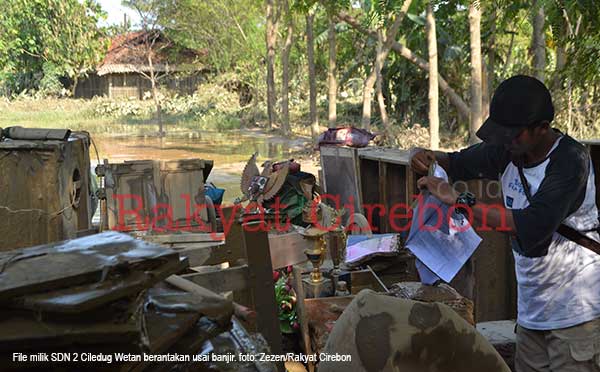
[{"x1": 504, "y1": 123, "x2": 547, "y2": 155}]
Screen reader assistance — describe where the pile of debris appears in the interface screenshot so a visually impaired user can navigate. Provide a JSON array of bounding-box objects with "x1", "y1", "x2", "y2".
[{"x1": 0, "y1": 231, "x2": 270, "y2": 371}]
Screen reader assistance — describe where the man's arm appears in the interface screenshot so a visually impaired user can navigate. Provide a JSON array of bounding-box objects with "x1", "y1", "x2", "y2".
[
  {"x1": 510, "y1": 144, "x2": 589, "y2": 257},
  {"x1": 411, "y1": 143, "x2": 510, "y2": 181}
]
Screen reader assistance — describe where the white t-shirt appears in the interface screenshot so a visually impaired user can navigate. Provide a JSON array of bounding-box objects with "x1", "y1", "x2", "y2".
[{"x1": 449, "y1": 132, "x2": 600, "y2": 330}]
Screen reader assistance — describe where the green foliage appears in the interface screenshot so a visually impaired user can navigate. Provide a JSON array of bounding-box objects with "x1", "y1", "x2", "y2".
[
  {"x1": 273, "y1": 270, "x2": 299, "y2": 334},
  {"x1": 38, "y1": 63, "x2": 66, "y2": 97},
  {"x1": 0, "y1": 0, "x2": 107, "y2": 96},
  {"x1": 92, "y1": 98, "x2": 148, "y2": 118},
  {"x1": 90, "y1": 82, "x2": 242, "y2": 130},
  {"x1": 154, "y1": 0, "x2": 265, "y2": 96}
]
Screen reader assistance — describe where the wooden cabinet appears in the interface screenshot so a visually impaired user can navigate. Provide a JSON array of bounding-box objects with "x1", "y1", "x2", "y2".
[
  {"x1": 99, "y1": 158, "x2": 214, "y2": 232},
  {"x1": 0, "y1": 133, "x2": 92, "y2": 250},
  {"x1": 319, "y1": 145, "x2": 516, "y2": 322}
]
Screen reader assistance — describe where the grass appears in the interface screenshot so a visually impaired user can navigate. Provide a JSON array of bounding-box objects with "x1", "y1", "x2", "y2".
[
  {"x1": 6, "y1": 96, "x2": 561, "y2": 152},
  {"x1": 0, "y1": 98, "x2": 243, "y2": 136}
]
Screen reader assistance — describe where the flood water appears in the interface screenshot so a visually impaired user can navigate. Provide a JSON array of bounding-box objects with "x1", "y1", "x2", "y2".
[{"x1": 90, "y1": 129, "x2": 318, "y2": 204}]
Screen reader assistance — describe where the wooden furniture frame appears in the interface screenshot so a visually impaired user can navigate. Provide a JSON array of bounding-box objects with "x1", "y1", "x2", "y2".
[{"x1": 140, "y1": 206, "x2": 284, "y2": 366}]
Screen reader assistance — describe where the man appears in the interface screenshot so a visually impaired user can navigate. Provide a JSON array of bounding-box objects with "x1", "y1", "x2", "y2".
[{"x1": 410, "y1": 75, "x2": 600, "y2": 371}]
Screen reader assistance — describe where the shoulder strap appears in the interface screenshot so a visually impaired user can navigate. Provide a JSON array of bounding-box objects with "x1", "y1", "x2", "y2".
[{"x1": 517, "y1": 165, "x2": 600, "y2": 255}]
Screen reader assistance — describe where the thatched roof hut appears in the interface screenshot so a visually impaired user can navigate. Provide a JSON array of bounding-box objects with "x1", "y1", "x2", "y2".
[{"x1": 75, "y1": 31, "x2": 206, "y2": 99}]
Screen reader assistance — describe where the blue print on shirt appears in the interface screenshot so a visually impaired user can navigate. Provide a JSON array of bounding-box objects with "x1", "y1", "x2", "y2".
[{"x1": 508, "y1": 177, "x2": 525, "y2": 196}]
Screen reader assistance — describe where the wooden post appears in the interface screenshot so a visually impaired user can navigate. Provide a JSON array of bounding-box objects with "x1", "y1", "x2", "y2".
[
  {"x1": 241, "y1": 219, "x2": 283, "y2": 363},
  {"x1": 292, "y1": 265, "x2": 314, "y2": 372}
]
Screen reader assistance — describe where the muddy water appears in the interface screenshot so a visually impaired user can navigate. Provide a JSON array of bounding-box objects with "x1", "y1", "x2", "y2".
[{"x1": 90, "y1": 129, "x2": 319, "y2": 204}]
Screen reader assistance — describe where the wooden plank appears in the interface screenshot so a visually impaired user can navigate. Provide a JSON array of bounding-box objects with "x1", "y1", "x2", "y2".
[
  {"x1": 142, "y1": 233, "x2": 224, "y2": 244},
  {"x1": 353, "y1": 147, "x2": 365, "y2": 215},
  {"x1": 348, "y1": 269, "x2": 387, "y2": 294},
  {"x1": 242, "y1": 221, "x2": 284, "y2": 360},
  {"x1": 406, "y1": 162, "x2": 418, "y2": 206},
  {"x1": 180, "y1": 265, "x2": 249, "y2": 293},
  {"x1": 359, "y1": 159, "x2": 382, "y2": 232},
  {"x1": 385, "y1": 163, "x2": 409, "y2": 234},
  {"x1": 292, "y1": 265, "x2": 314, "y2": 372},
  {"x1": 268, "y1": 231, "x2": 310, "y2": 269},
  {"x1": 358, "y1": 147, "x2": 410, "y2": 165},
  {"x1": 453, "y1": 179, "x2": 515, "y2": 322},
  {"x1": 164, "y1": 275, "x2": 233, "y2": 323},
  {"x1": 378, "y1": 161, "x2": 388, "y2": 233}
]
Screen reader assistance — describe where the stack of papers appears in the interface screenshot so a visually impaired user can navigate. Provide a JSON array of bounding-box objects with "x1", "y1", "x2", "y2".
[{"x1": 406, "y1": 165, "x2": 482, "y2": 284}]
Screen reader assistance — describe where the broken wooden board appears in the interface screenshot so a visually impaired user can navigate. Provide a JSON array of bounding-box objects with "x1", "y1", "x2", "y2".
[
  {"x1": 138, "y1": 232, "x2": 234, "y2": 268},
  {"x1": 11, "y1": 257, "x2": 188, "y2": 313},
  {"x1": 0, "y1": 231, "x2": 181, "y2": 301},
  {"x1": 180, "y1": 265, "x2": 249, "y2": 294},
  {"x1": 268, "y1": 230, "x2": 310, "y2": 269}
]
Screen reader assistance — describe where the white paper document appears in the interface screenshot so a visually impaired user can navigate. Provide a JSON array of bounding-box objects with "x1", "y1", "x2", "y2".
[{"x1": 406, "y1": 165, "x2": 482, "y2": 283}]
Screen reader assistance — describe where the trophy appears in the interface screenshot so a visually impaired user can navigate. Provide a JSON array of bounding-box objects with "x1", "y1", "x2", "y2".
[
  {"x1": 301, "y1": 226, "x2": 327, "y2": 283},
  {"x1": 300, "y1": 226, "x2": 333, "y2": 297},
  {"x1": 325, "y1": 208, "x2": 347, "y2": 276}
]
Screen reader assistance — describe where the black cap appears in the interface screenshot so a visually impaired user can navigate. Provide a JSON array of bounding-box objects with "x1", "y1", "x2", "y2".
[{"x1": 476, "y1": 75, "x2": 554, "y2": 145}]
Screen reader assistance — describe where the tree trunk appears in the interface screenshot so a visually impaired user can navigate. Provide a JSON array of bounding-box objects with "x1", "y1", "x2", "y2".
[
  {"x1": 482, "y1": 60, "x2": 489, "y2": 119},
  {"x1": 552, "y1": 43, "x2": 567, "y2": 92},
  {"x1": 266, "y1": 0, "x2": 277, "y2": 130},
  {"x1": 281, "y1": 0, "x2": 293, "y2": 136},
  {"x1": 501, "y1": 31, "x2": 516, "y2": 79},
  {"x1": 307, "y1": 11, "x2": 319, "y2": 141},
  {"x1": 567, "y1": 80, "x2": 573, "y2": 134},
  {"x1": 375, "y1": 30, "x2": 389, "y2": 138},
  {"x1": 361, "y1": 0, "x2": 413, "y2": 129},
  {"x1": 71, "y1": 75, "x2": 79, "y2": 97},
  {"x1": 148, "y1": 54, "x2": 163, "y2": 136},
  {"x1": 468, "y1": 1, "x2": 483, "y2": 144},
  {"x1": 531, "y1": 0, "x2": 546, "y2": 82},
  {"x1": 337, "y1": 11, "x2": 471, "y2": 123},
  {"x1": 426, "y1": 2, "x2": 439, "y2": 150},
  {"x1": 328, "y1": 18, "x2": 337, "y2": 128},
  {"x1": 483, "y1": 4, "x2": 496, "y2": 119}
]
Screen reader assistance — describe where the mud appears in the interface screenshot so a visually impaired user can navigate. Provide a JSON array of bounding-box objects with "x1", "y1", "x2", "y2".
[
  {"x1": 408, "y1": 302, "x2": 442, "y2": 330},
  {"x1": 356, "y1": 313, "x2": 394, "y2": 372}
]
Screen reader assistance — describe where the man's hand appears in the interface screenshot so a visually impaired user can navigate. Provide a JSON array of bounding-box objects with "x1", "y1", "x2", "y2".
[
  {"x1": 410, "y1": 148, "x2": 436, "y2": 175},
  {"x1": 417, "y1": 176, "x2": 459, "y2": 205}
]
